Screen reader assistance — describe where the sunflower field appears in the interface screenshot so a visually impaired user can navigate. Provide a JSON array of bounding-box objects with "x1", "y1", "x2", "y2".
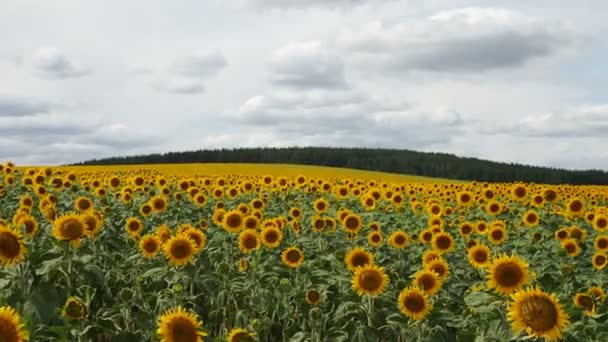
[{"x1": 1, "y1": 162, "x2": 608, "y2": 341}]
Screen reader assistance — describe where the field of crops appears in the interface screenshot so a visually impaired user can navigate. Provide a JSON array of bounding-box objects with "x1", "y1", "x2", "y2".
[{"x1": 1, "y1": 162, "x2": 607, "y2": 341}]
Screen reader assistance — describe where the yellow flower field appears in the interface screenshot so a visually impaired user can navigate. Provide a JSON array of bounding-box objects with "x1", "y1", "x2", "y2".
[{"x1": 1, "y1": 161, "x2": 607, "y2": 341}]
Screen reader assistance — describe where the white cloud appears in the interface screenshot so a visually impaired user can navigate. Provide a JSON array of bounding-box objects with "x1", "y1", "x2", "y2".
[{"x1": 29, "y1": 47, "x2": 89, "y2": 79}]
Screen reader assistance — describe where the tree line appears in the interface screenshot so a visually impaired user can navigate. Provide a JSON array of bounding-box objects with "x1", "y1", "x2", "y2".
[{"x1": 72, "y1": 147, "x2": 608, "y2": 185}]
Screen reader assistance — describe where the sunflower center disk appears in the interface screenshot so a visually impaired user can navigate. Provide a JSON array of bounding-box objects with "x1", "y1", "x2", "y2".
[
  {"x1": 496, "y1": 263, "x2": 523, "y2": 286},
  {"x1": 405, "y1": 295, "x2": 425, "y2": 313},
  {"x1": 171, "y1": 242, "x2": 192, "y2": 259},
  {"x1": 61, "y1": 219, "x2": 83, "y2": 239},
  {"x1": 520, "y1": 296, "x2": 558, "y2": 332},
  {"x1": 0, "y1": 233, "x2": 20, "y2": 258},
  {"x1": 0, "y1": 317, "x2": 19, "y2": 341},
  {"x1": 359, "y1": 270, "x2": 382, "y2": 291},
  {"x1": 170, "y1": 318, "x2": 198, "y2": 341}
]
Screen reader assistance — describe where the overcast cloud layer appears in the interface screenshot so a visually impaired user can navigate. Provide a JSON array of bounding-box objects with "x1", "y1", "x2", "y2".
[{"x1": 1, "y1": 0, "x2": 607, "y2": 169}]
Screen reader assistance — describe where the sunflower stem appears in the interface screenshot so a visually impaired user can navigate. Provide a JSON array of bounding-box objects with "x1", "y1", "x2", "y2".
[{"x1": 366, "y1": 296, "x2": 375, "y2": 327}]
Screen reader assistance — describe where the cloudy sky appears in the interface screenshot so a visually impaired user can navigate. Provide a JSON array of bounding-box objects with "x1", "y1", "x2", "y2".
[{"x1": 1, "y1": 1, "x2": 607, "y2": 169}]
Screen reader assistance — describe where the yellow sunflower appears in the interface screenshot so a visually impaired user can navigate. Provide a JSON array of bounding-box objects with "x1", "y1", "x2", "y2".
[
  {"x1": 125, "y1": 217, "x2": 143, "y2": 239},
  {"x1": 61, "y1": 296, "x2": 86, "y2": 320},
  {"x1": 261, "y1": 226, "x2": 282, "y2": 248},
  {"x1": 508, "y1": 287, "x2": 569, "y2": 341},
  {"x1": 344, "y1": 247, "x2": 374, "y2": 272},
  {"x1": 592, "y1": 252, "x2": 607, "y2": 270},
  {"x1": 156, "y1": 224, "x2": 172, "y2": 243},
  {"x1": 163, "y1": 233, "x2": 197, "y2": 267},
  {"x1": 488, "y1": 225, "x2": 507, "y2": 245},
  {"x1": 0, "y1": 226, "x2": 26, "y2": 267},
  {"x1": 74, "y1": 196, "x2": 93, "y2": 212},
  {"x1": 157, "y1": 306, "x2": 207, "y2": 342},
  {"x1": 573, "y1": 293, "x2": 595, "y2": 316},
  {"x1": 468, "y1": 244, "x2": 491, "y2": 269},
  {"x1": 487, "y1": 254, "x2": 529, "y2": 295},
  {"x1": 139, "y1": 234, "x2": 161, "y2": 259},
  {"x1": 398, "y1": 287, "x2": 432, "y2": 321},
  {"x1": 351, "y1": 264, "x2": 389, "y2": 297},
  {"x1": 281, "y1": 246, "x2": 304, "y2": 268},
  {"x1": 367, "y1": 231, "x2": 383, "y2": 247},
  {"x1": 425, "y1": 258, "x2": 450, "y2": 282},
  {"x1": 412, "y1": 269, "x2": 442, "y2": 296},
  {"x1": 222, "y1": 210, "x2": 244, "y2": 233},
  {"x1": 52, "y1": 213, "x2": 89, "y2": 247},
  {"x1": 432, "y1": 231, "x2": 455, "y2": 254},
  {"x1": 522, "y1": 210, "x2": 539, "y2": 227},
  {"x1": 0, "y1": 305, "x2": 29, "y2": 341},
  {"x1": 313, "y1": 198, "x2": 329, "y2": 213},
  {"x1": 227, "y1": 327, "x2": 256, "y2": 342},
  {"x1": 342, "y1": 213, "x2": 362, "y2": 235},
  {"x1": 238, "y1": 229, "x2": 260, "y2": 254},
  {"x1": 388, "y1": 230, "x2": 409, "y2": 249},
  {"x1": 561, "y1": 239, "x2": 580, "y2": 257}
]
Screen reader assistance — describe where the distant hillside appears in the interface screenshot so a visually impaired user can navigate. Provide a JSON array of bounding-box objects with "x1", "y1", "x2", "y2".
[{"x1": 73, "y1": 147, "x2": 608, "y2": 185}]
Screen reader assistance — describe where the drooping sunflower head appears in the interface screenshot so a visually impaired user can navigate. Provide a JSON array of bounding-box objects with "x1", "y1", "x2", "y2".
[
  {"x1": 398, "y1": 287, "x2": 432, "y2": 321},
  {"x1": 508, "y1": 286, "x2": 569, "y2": 341},
  {"x1": 487, "y1": 254, "x2": 529, "y2": 295},
  {"x1": 227, "y1": 327, "x2": 256, "y2": 342},
  {"x1": 157, "y1": 306, "x2": 207, "y2": 342},
  {"x1": 163, "y1": 233, "x2": 197, "y2": 267},
  {"x1": 61, "y1": 296, "x2": 86, "y2": 320},
  {"x1": 0, "y1": 305, "x2": 29, "y2": 341},
  {"x1": 305, "y1": 289, "x2": 321, "y2": 305},
  {"x1": 388, "y1": 230, "x2": 409, "y2": 249},
  {"x1": 281, "y1": 246, "x2": 304, "y2": 268},
  {"x1": 468, "y1": 244, "x2": 491, "y2": 269},
  {"x1": 139, "y1": 234, "x2": 161, "y2": 259},
  {"x1": 351, "y1": 264, "x2": 389, "y2": 297},
  {"x1": 344, "y1": 247, "x2": 374, "y2": 272}
]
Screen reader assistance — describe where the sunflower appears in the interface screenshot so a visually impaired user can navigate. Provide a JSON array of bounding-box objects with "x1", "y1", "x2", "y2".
[
  {"x1": 313, "y1": 198, "x2": 328, "y2": 213},
  {"x1": 486, "y1": 201, "x2": 502, "y2": 216},
  {"x1": 573, "y1": 293, "x2": 595, "y2": 316},
  {"x1": 150, "y1": 196, "x2": 168, "y2": 212},
  {"x1": 140, "y1": 203, "x2": 153, "y2": 217},
  {"x1": 487, "y1": 254, "x2": 529, "y2": 295},
  {"x1": 508, "y1": 287, "x2": 569, "y2": 341},
  {"x1": 344, "y1": 247, "x2": 374, "y2": 272},
  {"x1": 593, "y1": 215, "x2": 608, "y2": 232},
  {"x1": 367, "y1": 231, "x2": 383, "y2": 247},
  {"x1": 0, "y1": 305, "x2": 29, "y2": 341},
  {"x1": 488, "y1": 225, "x2": 507, "y2": 245},
  {"x1": 305, "y1": 289, "x2": 321, "y2": 305},
  {"x1": 398, "y1": 287, "x2": 432, "y2": 321},
  {"x1": 561, "y1": 239, "x2": 580, "y2": 257},
  {"x1": 261, "y1": 226, "x2": 282, "y2": 248},
  {"x1": 19, "y1": 215, "x2": 39, "y2": 237},
  {"x1": 222, "y1": 210, "x2": 244, "y2": 233},
  {"x1": 459, "y1": 222, "x2": 474, "y2": 238},
  {"x1": 311, "y1": 216, "x2": 326, "y2": 233},
  {"x1": 567, "y1": 199, "x2": 584, "y2": 217},
  {"x1": 82, "y1": 211, "x2": 103, "y2": 237},
  {"x1": 238, "y1": 229, "x2": 260, "y2": 254},
  {"x1": 281, "y1": 246, "x2": 304, "y2": 268},
  {"x1": 163, "y1": 233, "x2": 197, "y2": 267},
  {"x1": 157, "y1": 306, "x2": 207, "y2": 342},
  {"x1": 342, "y1": 213, "x2": 362, "y2": 235},
  {"x1": 511, "y1": 184, "x2": 527, "y2": 200},
  {"x1": 587, "y1": 286, "x2": 606, "y2": 302},
  {"x1": 420, "y1": 229, "x2": 434, "y2": 244},
  {"x1": 475, "y1": 221, "x2": 488, "y2": 235},
  {"x1": 412, "y1": 270, "x2": 442, "y2": 296},
  {"x1": 432, "y1": 232, "x2": 455, "y2": 254},
  {"x1": 139, "y1": 234, "x2": 161, "y2": 259},
  {"x1": 457, "y1": 191, "x2": 473, "y2": 206},
  {"x1": 388, "y1": 230, "x2": 408, "y2": 249},
  {"x1": 425, "y1": 258, "x2": 450, "y2": 282},
  {"x1": 351, "y1": 264, "x2": 389, "y2": 297},
  {"x1": 468, "y1": 244, "x2": 491, "y2": 269},
  {"x1": 61, "y1": 296, "x2": 86, "y2": 320},
  {"x1": 0, "y1": 225, "x2": 27, "y2": 266},
  {"x1": 554, "y1": 228, "x2": 569, "y2": 241},
  {"x1": 125, "y1": 217, "x2": 143, "y2": 239},
  {"x1": 227, "y1": 327, "x2": 256, "y2": 342},
  {"x1": 568, "y1": 226, "x2": 587, "y2": 242},
  {"x1": 238, "y1": 258, "x2": 249, "y2": 272},
  {"x1": 185, "y1": 229, "x2": 207, "y2": 253},
  {"x1": 522, "y1": 210, "x2": 539, "y2": 227},
  {"x1": 52, "y1": 213, "x2": 89, "y2": 246},
  {"x1": 156, "y1": 224, "x2": 172, "y2": 243},
  {"x1": 592, "y1": 252, "x2": 607, "y2": 270},
  {"x1": 74, "y1": 196, "x2": 93, "y2": 212}
]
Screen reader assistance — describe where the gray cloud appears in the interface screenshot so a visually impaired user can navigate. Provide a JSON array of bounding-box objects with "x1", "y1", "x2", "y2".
[
  {"x1": 338, "y1": 7, "x2": 573, "y2": 73},
  {"x1": 269, "y1": 41, "x2": 347, "y2": 89},
  {"x1": 243, "y1": 0, "x2": 394, "y2": 9},
  {"x1": 30, "y1": 47, "x2": 89, "y2": 79},
  {"x1": 0, "y1": 96, "x2": 53, "y2": 117},
  {"x1": 480, "y1": 104, "x2": 608, "y2": 138}
]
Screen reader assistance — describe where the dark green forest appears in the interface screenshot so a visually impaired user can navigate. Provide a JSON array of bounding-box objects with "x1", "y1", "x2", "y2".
[{"x1": 73, "y1": 147, "x2": 608, "y2": 185}]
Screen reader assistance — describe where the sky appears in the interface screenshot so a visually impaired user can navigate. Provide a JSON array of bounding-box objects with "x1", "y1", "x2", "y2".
[{"x1": 1, "y1": 0, "x2": 607, "y2": 169}]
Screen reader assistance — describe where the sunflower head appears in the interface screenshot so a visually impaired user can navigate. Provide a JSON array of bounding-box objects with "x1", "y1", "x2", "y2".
[
  {"x1": 53, "y1": 213, "x2": 89, "y2": 246},
  {"x1": 125, "y1": 217, "x2": 143, "y2": 239},
  {"x1": 74, "y1": 196, "x2": 93, "y2": 211},
  {"x1": 425, "y1": 258, "x2": 450, "y2": 282},
  {"x1": 388, "y1": 230, "x2": 408, "y2": 249},
  {"x1": 163, "y1": 233, "x2": 197, "y2": 267},
  {"x1": 305, "y1": 289, "x2": 322, "y2": 305},
  {"x1": 238, "y1": 229, "x2": 260, "y2": 254},
  {"x1": 342, "y1": 213, "x2": 362, "y2": 235},
  {"x1": 413, "y1": 269, "x2": 442, "y2": 296},
  {"x1": 487, "y1": 254, "x2": 529, "y2": 295},
  {"x1": 573, "y1": 293, "x2": 595, "y2": 316},
  {"x1": 488, "y1": 226, "x2": 507, "y2": 245},
  {"x1": 344, "y1": 247, "x2": 374, "y2": 272},
  {"x1": 61, "y1": 296, "x2": 86, "y2": 320},
  {"x1": 367, "y1": 231, "x2": 383, "y2": 247},
  {"x1": 281, "y1": 246, "x2": 304, "y2": 268},
  {"x1": 351, "y1": 264, "x2": 389, "y2": 297},
  {"x1": 432, "y1": 232, "x2": 455, "y2": 254},
  {"x1": 398, "y1": 287, "x2": 432, "y2": 321},
  {"x1": 508, "y1": 286, "x2": 569, "y2": 341},
  {"x1": 0, "y1": 305, "x2": 29, "y2": 341},
  {"x1": 139, "y1": 234, "x2": 161, "y2": 259},
  {"x1": 468, "y1": 244, "x2": 491, "y2": 269},
  {"x1": 157, "y1": 306, "x2": 207, "y2": 342},
  {"x1": 222, "y1": 210, "x2": 244, "y2": 233},
  {"x1": 261, "y1": 226, "x2": 282, "y2": 248}
]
